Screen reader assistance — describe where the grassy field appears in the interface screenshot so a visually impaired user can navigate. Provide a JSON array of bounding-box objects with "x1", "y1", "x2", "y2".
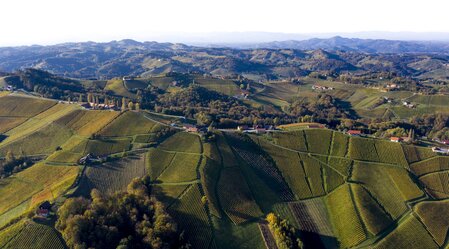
[
  {"x1": 372, "y1": 215, "x2": 438, "y2": 249},
  {"x1": 194, "y1": 77, "x2": 241, "y2": 96},
  {"x1": 414, "y1": 200, "x2": 449, "y2": 246},
  {"x1": 104, "y1": 78, "x2": 135, "y2": 98}
]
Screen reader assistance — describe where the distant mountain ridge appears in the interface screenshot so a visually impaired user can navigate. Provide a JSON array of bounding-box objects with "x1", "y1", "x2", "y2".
[
  {"x1": 215, "y1": 36, "x2": 449, "y2": 53},
  {"x1": 0, "y1": 37, "x2": 448, "y2": 80}
]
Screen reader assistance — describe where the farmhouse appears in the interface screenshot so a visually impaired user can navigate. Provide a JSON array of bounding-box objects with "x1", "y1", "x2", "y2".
[
  {"x1": 183, "y1": 124, "x2": 198, "y2": 133},
  {"x1": 390, "y1": 137, "x2": 402, "y2": 142},
  {"x1": 432, "y1": 147, "x2": 449, "y2": 154},
  {"x1": 36, "y1": 201, "x2": 51, "y2": 218},
  {"x1": 402, "y1": 101, "x2": 415, "y2": 108},
  {"x1": 347, "y1": 130, "x2": 362, "y2": 136},
  {"x1": 312, "y1": 85, "x2": 334, "y2": 91}
]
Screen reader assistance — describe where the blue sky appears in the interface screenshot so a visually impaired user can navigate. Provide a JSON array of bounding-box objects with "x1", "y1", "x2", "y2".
[{"x1": 1, "y1": 0, "x2": 448, "y2": 45}]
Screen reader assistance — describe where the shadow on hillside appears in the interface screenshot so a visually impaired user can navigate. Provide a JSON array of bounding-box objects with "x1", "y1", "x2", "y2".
[
  {"x1": 301, "y1": 231, "x2": 339, "y2": 249},
  {"x1": 335, "y1": 98, "x2": 359, "y2": 119}
]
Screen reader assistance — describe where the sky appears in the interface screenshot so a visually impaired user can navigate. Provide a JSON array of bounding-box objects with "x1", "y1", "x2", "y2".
[{"x1": 1, "y1": 0, "x2": 449, "y2": 46}]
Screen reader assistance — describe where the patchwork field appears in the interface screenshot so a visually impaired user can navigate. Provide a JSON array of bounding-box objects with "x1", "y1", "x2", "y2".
[
  {"x1": 0, "y1": 163, "x2": 79, "y2": 227},
  {"x1": 74, "y1": 153, "x2": 146, "y2": 196},
  {"x1": 1, "y1": 102, "x2": 449, "y2": 249}
]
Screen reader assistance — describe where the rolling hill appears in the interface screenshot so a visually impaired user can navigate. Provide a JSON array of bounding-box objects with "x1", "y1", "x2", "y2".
[{"x1": 0, "y1": 91, "x2": 448, "y2": 248}]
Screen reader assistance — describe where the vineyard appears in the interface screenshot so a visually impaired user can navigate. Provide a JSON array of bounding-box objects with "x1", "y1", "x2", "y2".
[
  {"x1": 157, "y1": 153, "x2": 201, "y2": 182},
  {"x1": 0, "y1": 123, "x2": 73, "y2": 156},
  {"x1": 410, "y1": 156, "x2": 449, "y2": 176},
  {"x1": 351, "y1": 184, "x2": 392, "y2": 235},
  {"x1": 75, "y1": 153, "x2": 146, "y2": 196},
  {"x1": 169, "y1": 184, "x2": 215, "y2": 249},
  {"x1": 351, "y1": 161, "x2": 409, "y2": 219},
  {"x1": 3, "y1": 221, "x2": 66, "y2": 249},
  {"x1": 414, "y1": 200, "x2": 449, "y2": 246},
  {"x1": 218, "y1": 167, "x2": 263, "y2": 224},
  {"x1": 325, "y1": 184, "x2": 367, "y2": 248},
  {"x1": 289, "y1": 198, "x2": 335, "y2": 248},
  {"x1": 258, "y1": 222, "x2": 278, "y2": 249},
  {"x1": 329, "y1": 131, "x2": 349, "y2": 157},
  {"x1": 402, "y1": 144, "x2": 436, "y2": 164},
  {"x1": 372, "y1": 215, "x2": 438, "y2": 249},
  {"x1": 0, "y1": 117, "x2": 27, "y2": 133},
  {"x1": 304, "y1": 129, "x2": 332, "y2": 154},
  {"x1": 1, "y1": 101, "x2": 449, "y2": 249},
  {"x1": 56, "y1": 109, "x2": 120, "y2": 136},
  {"x1": 272, "y1": 130, "x2": 308, "y2": 151},
  {"x1": 418, "y1": 172, "x2": 449, "y2": 198},
  {"x1": 159, "y1": 132, "x2": 202, "y2": 154},
  {"x1": 99, "y1": 111, "x2": 162, "y2": 136},
  {"x1": 0, "y1": 95, "x2": 55, "y2": 117}
]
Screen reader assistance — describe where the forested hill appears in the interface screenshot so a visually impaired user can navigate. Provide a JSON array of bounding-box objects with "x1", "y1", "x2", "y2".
[{"x1": 0, "y1": 38, "x2": 449, "y2": 80}]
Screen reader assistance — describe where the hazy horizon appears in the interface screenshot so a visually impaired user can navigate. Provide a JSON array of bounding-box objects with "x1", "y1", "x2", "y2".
[{"x1": 1, "y1": 0, "x2": 449, "y2": 46}]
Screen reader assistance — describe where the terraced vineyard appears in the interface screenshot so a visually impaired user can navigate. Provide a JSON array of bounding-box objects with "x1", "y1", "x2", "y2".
[
  {"x1": 74, "y1": 153, "x2": 146, "y2": 196},
  {"x1": 1, "y1": 95, "x2": 449, "y2": 249},
  {"x1": 3, "y1": 221, "x2": 66, "y2": 249}
]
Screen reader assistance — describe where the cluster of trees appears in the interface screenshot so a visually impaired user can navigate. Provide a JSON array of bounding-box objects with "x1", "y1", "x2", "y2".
[
  {"x1": 15, "y1": 69, "x2": 83, "y2": 98},
  {"x1": 409, "y1": 113, "x2": 449, "y2": 139},
  {"x1": 153, "y1": 85, "x2": 293, "y2": 128},
  {"x1": 0, "y1": 150, "x2": 33, "y2": 178},
  {"x1": 266, "y1": 213, "x2": 303, "y2": 249},
  {"x1": 56, "y1": 176, "x2": 189, "y2": 249},
  {"x1": 288, "y1": 94, "x2": 357, "y2": 124}
]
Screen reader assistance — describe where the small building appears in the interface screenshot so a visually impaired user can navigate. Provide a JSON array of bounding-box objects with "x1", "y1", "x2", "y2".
[
  {"x1": 432, "y1": 147, "x2": 449, "y2": 154},
  {"x1": 312, "y1": 85, "x2": 334, "y2": 91},
  {"x1": 390, "y1": 137, "x2": 402, "y2": 142},
  {"x1": 237, "y1": 125, "x2": 249, "y2": 131},
  {"x1": 183, "y1": 124, "x2": 198, "y2": 133},
  {"x1": 36, "y1": 201, "x2": 52, "y2": 218},
  {"x1": 347, "y1": 130, "x2": 362, "y2": 136}
]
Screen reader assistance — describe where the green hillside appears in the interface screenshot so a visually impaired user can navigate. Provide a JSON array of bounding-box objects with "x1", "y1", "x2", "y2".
[{"x1": 1, "y1": 94, "x2": 449, "y2": 249}]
